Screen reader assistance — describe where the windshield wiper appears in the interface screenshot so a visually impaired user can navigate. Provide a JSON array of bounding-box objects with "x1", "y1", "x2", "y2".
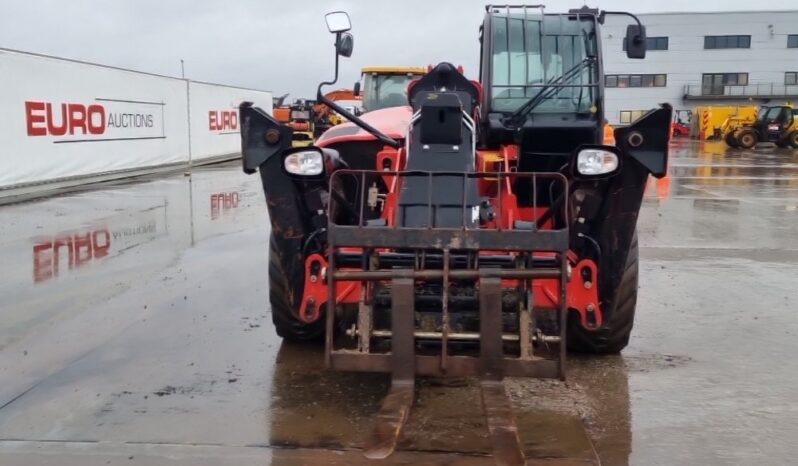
[{"x1": 502, "y1": 57, "x2": 596, "y2": 128}]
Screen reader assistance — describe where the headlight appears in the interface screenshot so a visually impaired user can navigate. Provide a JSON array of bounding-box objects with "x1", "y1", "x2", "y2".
[
  {"x1": 284, "y1": 150, "x2": 324, "y2": 176},
  {"x1": 576, "y1": 149, "x2": 619, "y2": 176}
]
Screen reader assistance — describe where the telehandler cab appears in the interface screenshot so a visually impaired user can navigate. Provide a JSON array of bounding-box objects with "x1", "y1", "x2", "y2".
[{"x1": 239, "y1": 6, "x2": 670, "y2": 464}]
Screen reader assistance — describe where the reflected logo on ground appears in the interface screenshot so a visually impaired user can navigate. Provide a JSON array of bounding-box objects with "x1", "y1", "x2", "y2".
[
  {"x1": 210, "y1": 192, "x2": 240, "y2": 220},
  {"x1": 32, "y1": 219, "x2": 160, "y2": 284},
  {"x1": 33, "y1": 229, "x2": 111, "y2": 283}
]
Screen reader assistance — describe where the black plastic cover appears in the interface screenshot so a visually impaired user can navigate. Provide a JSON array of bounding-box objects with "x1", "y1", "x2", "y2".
[
  {"x1": 614, "y1": 104, "x2": 672, "y2": 178},
  {"x1": 419, "y1": 93, "x2": 464, "y2": 145},
  {"x1": 408, "y1": 62, "x2": 479, "y2": 114},
  {"x1": 399, "y1": 91, "x2": 479, "y2": 228},
  {"x1": 239, "y1": 102, "x2": 293, "y2": 174}
]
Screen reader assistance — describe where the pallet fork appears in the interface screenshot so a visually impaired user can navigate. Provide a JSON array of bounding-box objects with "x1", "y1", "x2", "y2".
[{"x1": 324, "y1": 170, "x2": 569, "y2": 465}]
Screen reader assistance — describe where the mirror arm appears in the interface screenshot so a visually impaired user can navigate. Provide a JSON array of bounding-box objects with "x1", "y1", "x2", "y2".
[
  {"x1": 316, "y1": 32, "x2": 400, "y2": 148},
  {"x1": 599, "y1": 11, "x2": 644, "y2": 43},
  {"x1": 323, "y1": 32, "x2": 341, "y2": 86}
]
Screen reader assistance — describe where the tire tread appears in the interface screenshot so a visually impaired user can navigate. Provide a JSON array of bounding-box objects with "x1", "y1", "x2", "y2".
[
  {"x1": 567, "y1": 234, "x2": 639, "y2": 354},
  {"x1": 269, "y1": 235, "x2": 324, "y2": 341}
]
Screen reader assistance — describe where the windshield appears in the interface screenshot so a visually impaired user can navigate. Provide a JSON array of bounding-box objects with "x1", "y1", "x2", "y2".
[
  {"x1": 362, "y1": 74, "x2": 414, "y2": 112},
  {"x1": 491, "y1": 13, "x2": 597, "y2": 114},
  {"x1": 758, "y1": 106, "x2": 785, "y2": 122}
]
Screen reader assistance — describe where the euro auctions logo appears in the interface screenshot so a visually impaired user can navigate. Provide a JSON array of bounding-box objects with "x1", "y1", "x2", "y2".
[
  {"x1": 26, "y1": 102, "x2": 106, "y2": 136},
  {"x1": 208, "y1": 109, "x2": 238, "y2": 133},
  {"x1": 25, "y1": 98, "x2": 165, "y2": 143}
]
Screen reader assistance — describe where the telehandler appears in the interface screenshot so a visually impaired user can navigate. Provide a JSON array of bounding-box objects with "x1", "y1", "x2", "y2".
[
  {"x1": 729, "y1": 104, "x2": 798, "y2": 149},
  {"x1": 239, "y1": 6, "x2": 670, "y2": 464}
]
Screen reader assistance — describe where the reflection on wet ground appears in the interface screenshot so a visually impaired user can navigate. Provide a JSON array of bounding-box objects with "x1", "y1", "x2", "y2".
[{"x1": 0, "y1": 141, "x2": 796, "y2": 465}]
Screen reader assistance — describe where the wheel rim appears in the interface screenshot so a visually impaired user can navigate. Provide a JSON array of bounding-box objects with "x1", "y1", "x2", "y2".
[{"x1": 741, "y1": 134, "x2": 754, "y2": 146}]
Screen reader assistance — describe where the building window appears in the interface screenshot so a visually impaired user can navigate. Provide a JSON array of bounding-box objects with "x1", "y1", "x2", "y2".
[
  {"x1": 605, "y1": 74, "x2": 667, "y2": 88},
  {"x1": 789, "y1": 35, "x2": 798, "y2": 48},
  {"x1": 701, "y1": 73, "x2": 749, "y2": 95},
  {"x1": 624, "y1": 36, "x2": 668, "y2": 51},
  {"x1": 787, "y1": 72, "x2": 798, "y2": 86},
  {"x1": 704, "y1": 35, "x2": 751, "y2": 49},
  {"x1": 619, "y1": 110, "x2": 647, "y2": 124}
]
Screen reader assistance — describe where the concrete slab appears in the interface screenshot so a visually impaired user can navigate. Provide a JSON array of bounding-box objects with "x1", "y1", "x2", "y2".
[{"x1": 0, "y1": 140, "x2": 796, "y2": 465}]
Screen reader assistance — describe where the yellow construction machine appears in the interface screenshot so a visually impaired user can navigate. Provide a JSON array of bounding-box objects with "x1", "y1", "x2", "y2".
[
  {"x1": 354, "y1": 66, "x2": 427, "y2": 112},
  {"x1": 727, "y1": 104, "x2": 798, "y2": 148},
  {"x1": 721, "y1": 112, "x2": 760, "y2": 147},
  {"x1": 693, "y1": 105, "x2": 759, "y2": 141}
]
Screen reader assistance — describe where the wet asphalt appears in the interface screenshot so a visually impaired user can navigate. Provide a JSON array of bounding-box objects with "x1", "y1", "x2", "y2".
[{"x1": 0, "y1": 140, "x2": 796, "y2": 466}]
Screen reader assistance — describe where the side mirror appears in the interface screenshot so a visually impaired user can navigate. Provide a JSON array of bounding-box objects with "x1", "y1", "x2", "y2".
[
  {"x1": 625, "y1": 24, "x2": 647, "y2": 59},
  {"x1": 353, "y1": 81, "x2": 361, "y2": 97},
  {"x1": 336, "y1": 33, "x2": 354, "y2": 58},
  {"x1": 325, "y1": 11, "x2": 351, "y2": 33}
]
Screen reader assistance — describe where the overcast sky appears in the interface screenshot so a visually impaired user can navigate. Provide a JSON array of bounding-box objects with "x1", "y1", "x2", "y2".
[{"x1": 0, "y1": 0, "x2": 789, "y2": 98}]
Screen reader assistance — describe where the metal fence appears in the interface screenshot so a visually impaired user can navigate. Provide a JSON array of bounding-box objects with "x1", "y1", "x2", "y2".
[{"x1": 684, "y1": 83, "x2": 798, "y2": 99}]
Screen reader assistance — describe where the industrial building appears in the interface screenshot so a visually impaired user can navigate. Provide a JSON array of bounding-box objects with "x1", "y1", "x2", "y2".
[{"x1": 602, "y1": 10, "x2": 798, "y2": 126}]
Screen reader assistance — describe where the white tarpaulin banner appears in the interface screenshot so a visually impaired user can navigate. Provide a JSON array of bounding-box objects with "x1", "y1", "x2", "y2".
[
  {"x1": 188, "y1": 81, "x2": 272, "y2": 162},
  {"x1": 0, "y1": 49, "x2": 189, "y2": 188},
  {"x1": 0, "y1": 48, "x2": 272, "y2": 189}
]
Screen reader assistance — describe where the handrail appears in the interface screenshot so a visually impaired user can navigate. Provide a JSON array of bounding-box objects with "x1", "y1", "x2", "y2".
[{"x1": 683, "y1": 83, "x2": 798, "y2": 98}]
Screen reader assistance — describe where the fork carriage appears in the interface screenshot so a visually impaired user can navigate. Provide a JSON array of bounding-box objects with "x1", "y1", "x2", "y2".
[{"x1": 324, "y1": 169, "x2": 571, "y2": 381}]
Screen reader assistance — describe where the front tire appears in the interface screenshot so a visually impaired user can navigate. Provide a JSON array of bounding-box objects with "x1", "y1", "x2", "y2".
[
  {"x1": 724, "y1": 131, "x2": 740, "y2": 148},
  {"x1": 737, "y1": 130, "x2": 757, "y2": 149},
  {"x1": 788, "y1": 131, "x2": 798, "y2": 149},
  {"x1": 269, "y1": 234, "x2": 325, "y2": 341},
  {"x1": 567, "y1": 234, "x2": 639, "y2": 354}
]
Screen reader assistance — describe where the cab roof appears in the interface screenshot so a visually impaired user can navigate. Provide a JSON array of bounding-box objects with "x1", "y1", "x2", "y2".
[{"x1": 360, "y1": 66, "x2": 427, "y2": 75}]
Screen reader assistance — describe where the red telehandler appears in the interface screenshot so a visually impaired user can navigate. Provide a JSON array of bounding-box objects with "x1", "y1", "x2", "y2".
[{"x1": 239, "y1": 6, "x2": 670, "y2": 464}]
